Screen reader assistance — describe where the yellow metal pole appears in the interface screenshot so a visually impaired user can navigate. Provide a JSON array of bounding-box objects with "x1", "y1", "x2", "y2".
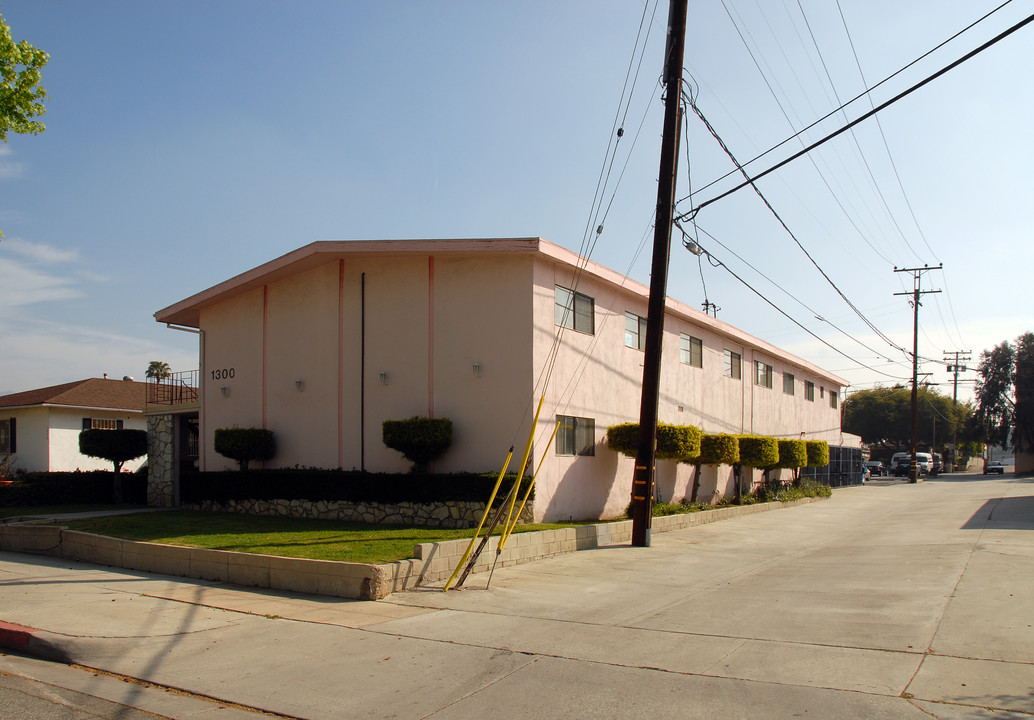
[
  {"x1": 500, "y1": 420, "x2": 560, "y2": 551},
  {"x1": 498, "y1": 395, "x2": 544, "y2": 548},
  {"x1": 443, "y1": 448, "x2": 513, "y2": 591}
]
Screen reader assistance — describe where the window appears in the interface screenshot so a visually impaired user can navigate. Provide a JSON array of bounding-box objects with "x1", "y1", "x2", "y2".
[
  {"x1": 820, "y1": 386, "x2": 825, "y2": 399},
  {"x1": 755, "y1": 361, "x2": 773, "y2": 389},
  {"x1": 830, "y1": 389, "x2": 839, "y2": 409},
  {"x1": 0, "y1": 418, "x2": 14, "y2": 454},
  {"x1": 556, "y1": 415, "x2": 595, "y2": 456},
  {"x1": 723, "y1": 350, "x2": 741, "y2": 379},
  {"x1": 783, "y1": 372, "x2": 795, "y2": 396},
  {"x1": 680, "y1": 334, "x2": 703, "y2": 368},
  {"x1": 555, "y1": 285, "x2": 595, "y2": 335},
  {"x1": 625, "y1": 312, "x2": 647, "y2": 350},
  {"x1": 82, "y1": 418, "x2": 123, "y2": 431},
  {"x1": 805, "y1": 381, "x2": 815, "y2": 402}
]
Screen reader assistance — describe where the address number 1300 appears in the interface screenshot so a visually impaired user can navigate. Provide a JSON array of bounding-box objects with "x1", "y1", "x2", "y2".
[{"x1": 211, "y1": 368, "x2": 236, "y2": 380}]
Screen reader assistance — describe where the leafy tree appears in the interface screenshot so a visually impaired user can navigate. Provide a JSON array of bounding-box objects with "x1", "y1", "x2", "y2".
[
  {"x1": 79, "y1": 429, "x2": 147, "y2": 502},
  {"x1": 1, "y1": 12, "x2": 47, "y2": 238},
  {"x1": 0, "y1": 13, "x2": 46, "y2": 142},
  {"x1": 214, "y1": 427, "x2": 276, "y2": 471},
  {"x1": 975, "y1": 340, "x2": 1016, "y2": 449},
  {"x1": 1013, "y1": 333, "x2": 1034, "y2": 456},
  {"x1": 843, "y1": 385, "x2": 959, "y2": 456}
]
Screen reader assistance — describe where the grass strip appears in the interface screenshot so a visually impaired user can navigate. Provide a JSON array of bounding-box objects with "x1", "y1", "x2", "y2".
[{"x1": 64, "y1": 510, "x2": 581, "y2": 564}]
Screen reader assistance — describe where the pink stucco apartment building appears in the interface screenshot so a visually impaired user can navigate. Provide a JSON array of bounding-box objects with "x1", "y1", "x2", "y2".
[{"x1": 151, "y1": 238, "x2": 850, "y2": 522}]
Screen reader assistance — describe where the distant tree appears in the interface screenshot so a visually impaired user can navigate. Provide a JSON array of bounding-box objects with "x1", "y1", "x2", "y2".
[
  {"x1": 1012, "y1": 333, "x2": 1034, "y2": 456},
  {"x1": 79, "y1": 429, "x2": 147, "y2": 502},
  {"x1": 843, "y1": 386, "x2": 958, "y2": 455},
  {"x1": 146, "y1": 361, "x2": 172, "y2": 383},
  {"x1": 0, "y1": 12, "x2": 47, "y2": 238},
  {"x1": 975, "y1": 341, "x2": 1016, "y2": 449}
]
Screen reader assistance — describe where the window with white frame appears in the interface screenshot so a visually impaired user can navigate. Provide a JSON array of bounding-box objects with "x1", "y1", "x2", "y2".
[
  {"x1": 555, "y1": 285, "x2": 595, "y2": 335},
  {"x1": 783, "y1": 372, "x2": 795, "y2": 395},
  {"x1": 755, "y1": 361, "x2": 774, "y2": 389},
  {"x1": 724, "y1": 350, "x2": 742, "y2": 379},
  {"x1": 556, "y1": 415, "x2": 595, "y2": 456},
  {"x1": 680, "y1": 334, "x2": 703, "y2": 368},
  {"x1": 805, "y1": 381, "x2": 815, "y2": 402},
  {"x1": 82, "y1": 418, "x2": 122, "y2": 431},
  {"x1": 0, "y1": 418, "x2": 14, "y2": 454},
  {"x1": 625, "y1": 312, "x2": 647, "y2": 350}
]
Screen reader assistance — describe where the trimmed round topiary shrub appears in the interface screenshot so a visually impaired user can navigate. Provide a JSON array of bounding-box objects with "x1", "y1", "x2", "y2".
[
  {"x1": 382, "y1": 416, "x2": 453, "y2": 473},
  {"x1": 214, "y1": 427, "x2": 276, "y2": 471},
  {"x1": 698, "y1": 433, "x2": 740, "y2": 466},
  {"x1": 774, "y1": 439, "x2": 808, "y2": 469},
  {"x1": 737, "y1": 435, "x2": 780, "y2": 469},
  {"x1": 805, "y1": 440, "x2": 830, "y2": 467},
  {"x1": 606, "y1": 422, "x2": 701, "y2": 461}
]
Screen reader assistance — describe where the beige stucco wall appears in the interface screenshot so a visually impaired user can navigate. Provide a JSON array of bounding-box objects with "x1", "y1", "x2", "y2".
[
  {"x1": 174, "y1": 239, "x2": 846, "y2": 523},
  {"x1": 197, "y1": 253, "x2": 535, "y2": 475},
  {"x1": 528, "y1": 253, "x2": 845, "y2": 522}
]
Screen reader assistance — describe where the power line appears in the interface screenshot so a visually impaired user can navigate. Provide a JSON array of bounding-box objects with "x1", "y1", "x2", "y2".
[{"x1": 677, "y1": 9, "x2": 1034, "y2": 219}]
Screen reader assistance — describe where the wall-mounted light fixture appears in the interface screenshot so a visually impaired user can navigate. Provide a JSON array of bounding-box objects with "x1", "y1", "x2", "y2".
[
  {"x1": 473, "y1": 361, "x2": 482, "y2": 378},
  {"x1": 379, "y1": 371, "x2": 388, "y2": 385},
  {"x1": 220, "y1": 386, "x2": 230, "y2": 398},
  {"x1": 295, "y1": 378, "x2": 304, "y2": 392}
]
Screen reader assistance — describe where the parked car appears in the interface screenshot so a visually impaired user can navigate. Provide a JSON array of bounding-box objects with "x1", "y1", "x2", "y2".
[
  {"x1": 891, "y1": 451, "x2": 933, "y2": 476},
  {"x1": 864, "y1": 461, "x2": 885, "y2": 477},
  {"x1": 931, "y1": 453, "x2": 943, "y2": 475},
  {"x1": 984, "y1": 460, "x2": 1005, "y2": 475}
]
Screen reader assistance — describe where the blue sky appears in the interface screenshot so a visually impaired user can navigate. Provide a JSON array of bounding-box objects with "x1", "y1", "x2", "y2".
[{"x1": 1, "y1": 0, "x2": 1031, "y2": 404}]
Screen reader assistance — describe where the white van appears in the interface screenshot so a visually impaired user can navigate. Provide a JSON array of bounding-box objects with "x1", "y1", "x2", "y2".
[{"x1": 891, "y1": 452, "x2": 932, "y2": 476}]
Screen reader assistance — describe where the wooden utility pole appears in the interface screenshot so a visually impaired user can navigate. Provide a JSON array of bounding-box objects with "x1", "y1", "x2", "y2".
[
  {"x1": 631, "y1": 0, "x2": 688, "y2": 547},
  {"x1": 894, "y1": 264, "x2": 942, "y2": 483},
  {"x1": 943, "y1": 349, "x2": 971, "y2": 472}
]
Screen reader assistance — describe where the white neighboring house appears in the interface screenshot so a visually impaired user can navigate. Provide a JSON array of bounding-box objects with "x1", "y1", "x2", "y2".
[
  {"x1": 0, "y1": 378, "x2": 148, "y2": 473},
  {"x1": 154, "y1": 237, "x2": 853, "y2": 522}
]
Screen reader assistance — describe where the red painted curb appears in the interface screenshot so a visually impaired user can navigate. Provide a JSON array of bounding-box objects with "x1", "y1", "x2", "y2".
[{"x1": 0, "y1": 620, "x2": 37, "y2": 650}]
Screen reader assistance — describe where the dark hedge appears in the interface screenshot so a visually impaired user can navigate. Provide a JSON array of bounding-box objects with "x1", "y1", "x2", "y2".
[
  {"x1": 0, "y1": 471, "x2": 146, "y2": 507},
  {"x1": 180, "y1": 468, "x2": 528, "y2": 505}
]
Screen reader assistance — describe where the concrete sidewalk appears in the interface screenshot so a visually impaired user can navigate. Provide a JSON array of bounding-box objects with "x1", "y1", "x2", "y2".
[{"x1": 1, "y1": 474, "x2": 1032, "y2": 719}]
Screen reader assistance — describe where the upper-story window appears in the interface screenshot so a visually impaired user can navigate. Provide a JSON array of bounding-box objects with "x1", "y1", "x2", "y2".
[
  {"x1": 830, "y1": 389, "x2": 839, "y2": 409},
  {"x1": 555, "y1": 285, "x2": 595, "y2": 335},
  {"x1": 755, "y1": 361, "x2": 774, "y2": 389},
  {"x1": 625, "y1": 312, "x2": 647, "y2": 350},
  {"x1": 680, "y1": 334, "x2": 703, "y2": 368},
  {"x1": 805, "y1": 381, "x2": 815, "y2": 402},
  {"x1": 724, "y1": 350, "x2": 742, "y2": 379},
  {"x1": 783, "y1": 372, "x2": 795, "y2": 395}
]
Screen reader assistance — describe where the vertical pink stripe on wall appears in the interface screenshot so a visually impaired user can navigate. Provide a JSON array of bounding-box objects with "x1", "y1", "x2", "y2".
[
  {"x1": 338, "y1": 259, "x2": 345, "y2": 468},
  {"x1": 262, "y1": 285, "x2": 269, "y2": 431},
  {"x1": 428, "y1": 256, "x2": 435, "y2": 418}
]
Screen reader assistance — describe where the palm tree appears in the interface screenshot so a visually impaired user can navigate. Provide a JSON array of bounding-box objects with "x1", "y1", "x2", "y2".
[{"x1": 146, "y1": 361, "x2": 172, "y2": 384}]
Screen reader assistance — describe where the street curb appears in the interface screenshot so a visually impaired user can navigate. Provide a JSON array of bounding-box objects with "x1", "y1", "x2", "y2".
[{"x1": 0, "y1": 620, "x2": 74, "y2": 664}]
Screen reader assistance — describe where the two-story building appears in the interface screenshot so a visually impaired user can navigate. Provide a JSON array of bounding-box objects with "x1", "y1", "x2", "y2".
[{"x1": 152, "y1": 238, "x2": 850, "y2": 522}]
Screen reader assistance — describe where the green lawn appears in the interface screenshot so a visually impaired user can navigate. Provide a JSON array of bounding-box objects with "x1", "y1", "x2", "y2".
[{"x1": 63, "y1": 510, "x2": 581, "y2": 564}]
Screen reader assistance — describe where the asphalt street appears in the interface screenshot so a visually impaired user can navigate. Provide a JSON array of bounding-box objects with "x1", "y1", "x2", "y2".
[{"x1": 0, "y1": 472, "x2": 1031, "y2": 719}]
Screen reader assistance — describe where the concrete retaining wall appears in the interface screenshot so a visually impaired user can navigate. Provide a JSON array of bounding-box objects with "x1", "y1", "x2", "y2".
[{"x1": 0, "y1": 496, "x2": 826, "y2": 600}]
